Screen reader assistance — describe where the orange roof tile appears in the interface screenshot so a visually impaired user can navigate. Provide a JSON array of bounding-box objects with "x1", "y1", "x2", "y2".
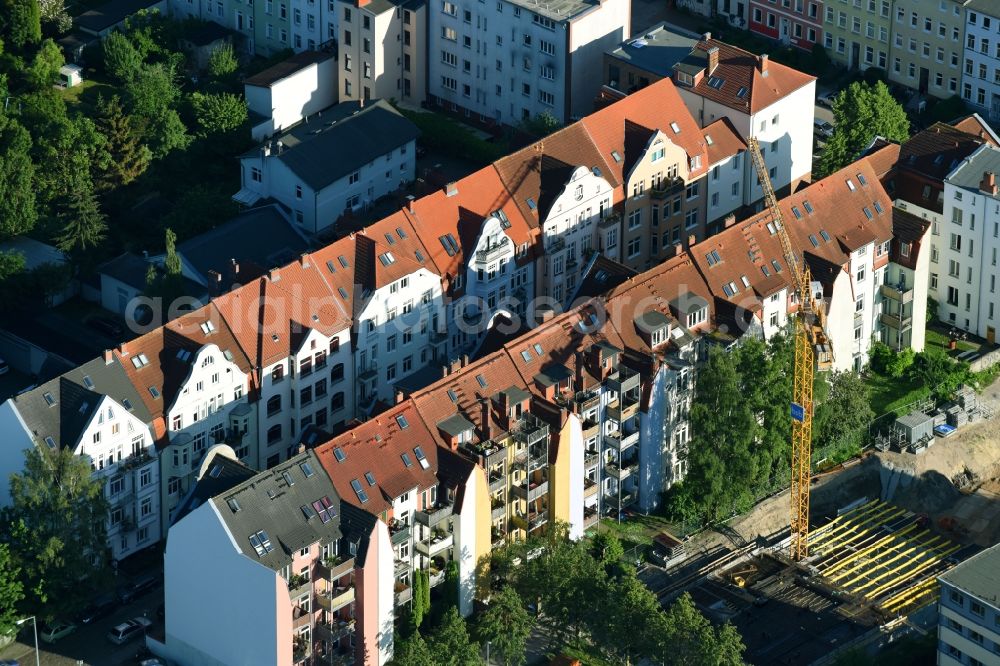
[{"x1": 702, "y1": 117, "x2": 747, "y2": 165}]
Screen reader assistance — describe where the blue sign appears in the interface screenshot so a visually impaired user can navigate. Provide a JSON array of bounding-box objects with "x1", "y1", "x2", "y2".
[{"x1": 791, "y1": 402, "x2": 805, "y2": 422}]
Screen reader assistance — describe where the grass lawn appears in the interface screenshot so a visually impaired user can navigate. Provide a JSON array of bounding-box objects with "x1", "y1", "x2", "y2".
[
  {"x1": 866, "y1": 372, "x2": 931, "y2": 417},
  {"x1": 926, "y1": 326, "x2": 981, "y2": 357},
  {"x1": 58, "y1": 79, "x2": 118, "y2": 113}
]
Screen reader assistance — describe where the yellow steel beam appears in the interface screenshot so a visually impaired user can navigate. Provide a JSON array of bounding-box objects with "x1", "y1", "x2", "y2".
[
  {"x1": 847, "y1": 535, "x2": 942, "y2": 594},
  {"x1": 863, "y1": 544, "x2": 960, "y2": 599},
  {"x1": 812, "y1": 503, "x2": 903, "y2": 551},
  {"x1": 834, "y1": 534, "x2": 940, "y2": 589},
  {"x1": 881, "y1": 578, "x2": 938, "y2": 613},
  {"x1": 813, "y1": 506, "x2": 907, "y2": 558},
  {"x1": 809, "y1": 501, "x2": 885, "y2": 546},
  {"x1": 808, "y1": 500, "x2": 881, "y2": 542},
  {"x1": 823, "y1": 524, "x2": 922, "y2": 580}
]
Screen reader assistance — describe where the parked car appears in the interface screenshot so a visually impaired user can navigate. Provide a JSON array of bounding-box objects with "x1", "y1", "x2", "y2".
[
  {"x1": 118, "y1": 573, "x2": 159, "y2": 603},
  {"x1": 817, "y1": 90, "x2": 838, "y2": 107},
  {"x1": 107, "y1": 617, "x2": 153, "y2": 645},
  {"x1": 0, "y1": 660, "x2": 21, "y2": 666},
  {"x1": 78, "y1": 594, "x2": 117, "y2": 624},
  {"x1": 40, "y1": 620, "x2": 77, "y2": 643},
  {"x1": 813, "y1": 119, "x2": 835, "y2": 138},
  {"x1": 86, "y1": 316, "x2": 124, "y2": 338},
  {"x1": 0, "y1": 357, "x2": 9, "y2": 375}
]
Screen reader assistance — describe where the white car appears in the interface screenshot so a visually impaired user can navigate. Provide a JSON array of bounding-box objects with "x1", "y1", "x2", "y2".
[
  {"x1": 817, "y1": 90, "x2": 838, "y2": 108},
  {"x1": 813, "y1": 120, "x2": 835, "y2": 138},
  {"x1": 40, "y1": 620, "x2": 77, "y2": 643},
  {"x1": 107, "y1": 616, "x2": 153, "y2": 645}
]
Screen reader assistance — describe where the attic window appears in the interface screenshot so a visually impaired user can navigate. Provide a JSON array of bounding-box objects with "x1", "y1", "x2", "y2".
[
  {"x1": 857, "y1": 173, "x2": 868, "y2": 186},
  {"x1": 176, "y1": 349, "x2": 191, "y2": 362},
  {"x1": 379, "y1": 252, "x2": 396, "y2": 266},
  {"x1": 271, "y1": 334, "x2": 280, "y2": 342},
  {"x1": 670, "y1": 122, "x2": 681, "y2": 133},
  {"x1": 314, "y1": 496, "x2": 335, "y2": 523},
  {"x1": 803, "y1": 200, "x2": 814, "y2": 214},
  {"x1": 385, "y1": 233, "x2": 396, "y2": 245},
  {"x1": 521, "y1": 350, "x2": 533, "y2": 362},
  {"x1": 707, "y1": 76, "x2": 724, "y2": 89},
  {"x1": 227, "y1": 498, "x2": 241, "y2": 512},
  {"x1": 414, "y1": 446, "x2": 430, "y2": 469},
  {"x1": 300, "y1": 461, "x2": 315, "y2": 477},
  {"x1": 447, "y1": 389, "x2": 458, "y2": 402},
  {"x1": 338, "y1": 255, "x2": 350, "y2": 268},
  {"x1": 791, "y1": 206, "x2": 802, "y2": 219},
  {"x1": 526, "y1": 198, "x2": 537, "y2": 210},
  {"x1": 533, "y1": 343, "x2": 544, "y2": 355},
  {"x1": 497, "y1": 210, "x2": 511, "y2": 229},
  {"x1": 148, "y1": 386, "x2": 160, "y2": 399},
  {"x1": 326, "y1": 260, "x2": 337, "y2": 273},
  {"x1": 736, "y1": 87, "x2": 748, "y2": 98},
  {"x1": 365, "y1": 471, "x2": 376, "y2": 486},
  {"x1": 415, "y1": 250, "x2": 426, "y2": 262},
  {"x1": 611, "y1": 150, "x2": 622, "y2": 162},
  {"x1": 771, "y1": 259, "x2": 782, "y2": 273},
  {"x1": 209, "y1": 464, "x2": 222, "y2": 478},
  {"x1": 200, "y1": 320, "x2": 216, "y2": 335},
  {"x1": 43, "y1": 392, "x2": 55, "y2": 406},
  {"x1": 249, "y1": 530, "x2": 274, "y2": 557},
  {"x1": 401, "y1": 452, "x2": 414, "y2": 467},
  {"x1": 766, "y1": 222, "x2": 777, "y2": 235},
  {"x1": 396, "y1": 414, "x2": 409, "y2": 429},
  {"x1": 863, "y1": 207, "x2": 873, "y2": 220},
  {"x1": 705, "y1": 249, "x2": 722, "y2": 266},
  {"x1": 439, "y1": 234, "x2": 460, "y2": 257},
  {"x1": 874, "y1": 201, "x2": 884, "y2": 214},
  {"x1": 301, "y1": 504, "x2": 317, "y2": 520},
  {"x1": 350, "y1": 479, "x2": 370, "y2": 503},
  {"x1": 123, "y1": 399, "x2": 133, "y2": 410},
  {"x1": 82, "y1": 375, "x2": 94, "y2": 389},
  {"x1": 333, "y1": 447, "x2": 347, "y2": 462},
  {"x1": 809, "y1": 234, "x2": 819, "y2": 247},
  {"x1": 44, "y1": 436, "x2": 56, "y2": 448},
  {"x1": 740, "y1": 275, "x2": 750, "y2": 288},
  {"x1": 266, "y1": 489, "x2": 277, "y2": 500},
  {"x1": 476, "y1": 374, "x2": 487, "y2": 388},
  {"x1": 761, "y1": 265, "x2": 771, "y2": 277},
  {"x1": 705, "y1": 134, "x2": 714, "y2": 145},
  {"x1": 396, "y1": 227, "x2": 408, "y2": 239},
  {"x1": 338, "y1": 287, "x2": 349, "y2": 299},
  {"x1": 282, "y1": 470, "x2": 294, "y2": 486},
  {"x1": 131, "y1": 354, "x2": 149, "y2": 369},
  {"x1": 846, "y1": 179, "x2": 856, "y2": 191},
  {"x1": 224, "y1": 350, "x2": 234, "y2": 361},
  {"x1": 820, "y1": 230, "x2": 831, "y2": 242},
  {"x1": 722, "y1": 281, "x2": 739, "y2": 297}
]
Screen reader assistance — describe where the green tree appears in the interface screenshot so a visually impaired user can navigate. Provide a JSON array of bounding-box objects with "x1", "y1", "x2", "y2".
[
  {"x1": 394, "y1": 630, "x2": 436, "y2": 666},
  {"x1": 595, "y1": 573, "x2": 665, "y2": 664},
  {"x1": 95, "y1": 94, "x2": 151, "y2": 189},
  {"x1": 0, "y1": 544, "x2": 25, "y2": 639},
  {"x1": 145, "y1": 227, "x2": 185, "y2": 303},
  {"x1": 37, "y1": 0, "x2": 70, "y2": 33},
  {"x1": 53, "y1": 177, "x2": 107, "y2": 254},
  {"x1": 411, "y1": 569, "x2": 426, "y2": 630},
  {"x1": 1, "y1": 446, "x2": 110, "y2": 620},
  {"x1": 146, "y1": 108, "x2": 191, "y2": 158},
  {"x1": 126, "y1": 62, "x2": 180, "y2": 118},
  {"x1": 427, "y1": 607, "x2": 482, "y2": 666},
  {"x1": 26, "y1": 37, "x2": 63, "y2": 89},
  {"x1": 207, "y1": 41, "x2": 238, "y2": 78},
  {"x1": 658, "y1": 593, "x2": 745, "y2": 666},
  {"x1": 0, "y1": 250, "x2": 26, "y2": 282},
  {"x1": 444, "y1": 559, "x2": 460, "y2": 611},
  {"x1": 590, "y1": 531, "x2": 628, "y2": 579},
  {"x1": 102, "y1": 31, "x2": 142, "y2": 83},
  {"x1": 476, "y1": 586, "x2": 533, "y2": 666},
  {"x1": 819, "y1": 81, "x2": 909, "y2": 175},
  {"x1": 908, "y1": 347, "x2": 969, "y2": 398},
  {"x1": 2, "y1": 0, "x2": 41, "y2": 49},
  {"x1": 0, "y1": 114, "x2": 37, "y2": 239},
  {"x1": 520, "y1": 110, "x2": 560, "y2": 138},
  {"x1": 191, "y1": 91, "x2": 247, "y2": 135},
  {"x1": 814, "y1": 372, "x2": 875, "y2": 458}
]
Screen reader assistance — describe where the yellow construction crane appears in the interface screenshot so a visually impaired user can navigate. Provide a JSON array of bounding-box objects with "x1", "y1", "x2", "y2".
[{"x1": 747, "y1": 137, "x2": 815, "y2": 561}]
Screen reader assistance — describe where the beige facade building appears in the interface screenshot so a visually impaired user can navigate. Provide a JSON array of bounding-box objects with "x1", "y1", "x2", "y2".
[{"x1": 888, "y1": 0, "x2": 968, "y2": 99}]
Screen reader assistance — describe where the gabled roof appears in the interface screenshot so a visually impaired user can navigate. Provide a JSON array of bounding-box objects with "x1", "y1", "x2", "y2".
[
  {"x1": 404, "y1": 166, "x2": 536, "y2": 279},
  {"x1": 211, "y1": 450, "x2": 344, "y2": 571},
  {"x1": 951, "y1": 114, "x2": 1000, "y2": 147},
  {"x1": 246, "y1": 100, "x2": 420, "y2": 192},
  {"x1": 676, "y1": 39, "x2": 815, "y2": 115},
  {"x1": 702, "y1": 117, "x2": 747, "y2": 165},
  {"x1": 173, "y1": 449, "x2": 256, "y2": 523},
  {"x1": 359, "y1": 211, "x2": 436, "y2": 275},
  {"x1": 581, "y1": 77, "x2": 708, "y2": 184},
  {"x1": 354, "y1": 233, "x2": 426, "y2": 299},
  {"x1": 574, "y1": 253, "x2": 638, "y2": 300},
  {"x1": 948, "y1": 143, "x2": 1000, "y2": 198},
  {"x1": 862, "y1": 139, "x2": 901, "y2": 181},
  {"x1": 314, "y1": 401, "x2": 438, "y2": 515},
  {"x1": 898, "y1": 122, "x2": 986, "y2": 182},
  {"x1": 11, "y1": 354, "x2": 152, "y2": 451},
  {"x1": 494, "y1": 123, "x2": 618, "y2": 226}
]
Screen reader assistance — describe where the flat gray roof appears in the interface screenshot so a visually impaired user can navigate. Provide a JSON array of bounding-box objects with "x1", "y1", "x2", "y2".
[
  {"x1": 606, "y1": 22, "x2": 698, "y2": 78},
  {"x1": 949, "y1": 144, "x2": 1000, "y2": 199},
  {"x1": 504, "y1": 0, "x2": 599, "y2": 22},
  {"x1": 939, "y1": 543, "x2": 1000, "y2": 609}
]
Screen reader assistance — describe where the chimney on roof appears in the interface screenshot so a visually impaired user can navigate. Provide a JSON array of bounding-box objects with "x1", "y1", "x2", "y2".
[
  {"x1": 229, "y1": 259, "x2": 240, "y2": 282},
  {"x1": 445, "y1": 182, "x2": 459, "y2": 197},
  {"x1": 980, "y1": 171, "x2": 998, "y2": 195},
  {"x1": 269, "y1": 268, "x2": 281, "y2": 282},
  {"x1": 480, "y1": 398, "x2": 493, "y2": 441},
  {"x1": 759, "y1": 54, "x2": 769, "y2": 76},
  {"x1": 707, "y1": 46, "x2": 719, "y2": 75},
  {"x1": 103, "y1": 349, "x2": 113, "y2": 365},
  {"x1": 538, "y1": 306, "x2": 556, "y2": 323},
  {"x1": 395, "y1": 388, "x2": 405, "y2": 404},
  {"x1": 300, "y1": 253, "x2": 310, "y2": 268},
  {"x1": 358, "y1": 0, "x2": 370, "y2": 6},
  {"x1": 297, "y1": 443, "x2": 306, "y2": 454},
  {"x1": 207, "y1": 270, "x2": 223, "y2": 295},
  {"x1": 687, "y1": 233, "x2": 697, "y2": 247},
  {"x1": 724, "y1": 213, "x2": 737, "y2": 228},
  {"x1": 703, "y1": 32, "x2": 711, "y2": 41},
  {"x1": 405, "y1": 194, "x2": 416, "y2": 213}
]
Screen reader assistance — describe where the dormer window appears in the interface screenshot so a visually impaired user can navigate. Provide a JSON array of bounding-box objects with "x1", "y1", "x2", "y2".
[
  {"x1": 675, "y1": 70, "x2": 693, "y2": 85},
  {"x1": 686, "y1": 307, "x2": 707, "y2": 327},
  {"x1": 651, "y1": 327, "x2": 668, "y2": 346}
]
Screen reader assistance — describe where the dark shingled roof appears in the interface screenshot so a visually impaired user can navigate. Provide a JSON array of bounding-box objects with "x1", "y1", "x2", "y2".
[
  {"x1": 172, "y1": 451, "x2": 256, "y2": 524},
  {"x1": 245, "y1": 100, "x2": 420, "y2": 192},
  {"x1": 211, "y1": 450, "x2": 344, "y2": 572},
  {"x1": 244, "y1": 50, "x2": 334, "y2": 87},
  {"x1": 75, "y1": 0, "x2": 162, "y2": 33}
]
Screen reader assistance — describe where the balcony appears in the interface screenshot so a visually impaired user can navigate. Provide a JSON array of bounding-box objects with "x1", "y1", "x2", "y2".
[
  {"x1": 511, "y1": 479, "x2": 549, "y2": 502},
  {"x1": 357, "y1": 363, "x2": 378, "y2": 381},
  {"x1": 604, "y1": 429, "x2": 639, "y2": 451},
  {"x1": 287, "y1": 574, "x2": 312, "y2": 597},
  {"x1": 607, "y1": 365, "x2": 641, "y2": 393},
  {"x1": 583, "y1": 505, "x2": 599, "y2": 528},
  {"x1": 292, "y1": 604, "x2": 312, "y2": 630},
  {"x1": 416, "y1": 532, "x2": 453, "y2": 557},
  {"x1": 606, "y1": 399, "x2": 639, "y2": 422},
  {"x1": 880, "y1": 282, "x2": 914, "y2": 303},
  {"x1": 527, "y1": 511, "x2": 548, "y2": 531},
  {"x1": 574, "y1": 389, "x2": 600, "y2": 412},
  {"x1": 317, "y1": 618, "x2": 355, "y2": 644},
  {"x1": 584, "y1": 478, "x2": 599, "y2": 498},
  {"x1": 605, "y1": 491, "x2": 636, "y2": 509},
  {"x1": 475, "y1": 237, "x2": 510, "y2": 262},
  {"x1": 598, "y1": 212, "x2": 621, "y2": 229},
  {"x1": 415, "y1": 501, "x2": 454, "y2": 528},
  {"x1": 584, "y1": 451, "x2": 599, "y2": 469},
  {"x1": 318, "y1": 555, "x2": 356, "y2": 582},
  {"x1": 491, "y1": 527, "x2": 507, "y2": 547},
  {"x1": 491, "y1": 498, "x2": 506, "y2": 520},
  {"x1": 488, "y1": 470, "x2": 506, "y2": 493},
  {"x1": 880, "y1": 312, "x2": 913, "y2": 331},
  {"x1": 390, "y1": 522, "x2": 411, "y2": 545},
  {"x1": 581, "y1": 417, "x2": 600, "y2": 438},
  {"x1": 605, "y1": 462, "x2": 634, "y2": 481},
  {"x1": 318, "y1": 585, "x2": 355, "y2": 612},
  {"x1": 394, "y1": 582, "x2": 411, "y2": 606},
  {"x1": 650, "y1": 177, "x2": 685, "y2": 199},
  {"x1": 547, "y1": 237, "x2": 566, "y2": 252}
]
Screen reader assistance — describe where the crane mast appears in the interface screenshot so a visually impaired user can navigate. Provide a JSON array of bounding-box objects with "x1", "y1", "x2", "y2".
[{"x1": 747, "y1": 137, "x2": 815, "y2": 561}]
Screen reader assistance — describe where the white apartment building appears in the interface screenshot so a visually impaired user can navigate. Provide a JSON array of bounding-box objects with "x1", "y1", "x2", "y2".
[
  {"x1": 0, "y1": 356, "x2": 161, "y2": 561},
  {"x1": 937, "y1": 144, "x2": 1000, "y2": 343},
  {"x1": 425, "y1": 0, "x2": 629, "y2": 125},
  {"x1": 961, "y1": 1, "x2": 1000, "y2": 124},
  {"x1": 671, "y1": 39, "x2": 816, "y2": 199},
  {"x1": 337, "y1": 0, "x2": 427, "y2": 105},
  {"x1": 235, "y1": 100, "x2": 419, "y2": 234},
  {"x1": 245, "y1": 51, "x2": 338, "y2": 141},
  {"x1": 936, "y1": 543, "x2": 1000, "y2": 666}
]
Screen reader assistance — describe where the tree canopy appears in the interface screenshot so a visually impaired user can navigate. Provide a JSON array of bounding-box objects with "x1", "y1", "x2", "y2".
[
  {"x1": 475, "y1": 586, "x2": 533, "y2": 666},
  {"x1": 0, "y1": 114, "x2": 37, "y2": 240},
  {"x1": 819, "y1": 81, "x2": 909, "y2": 175}
]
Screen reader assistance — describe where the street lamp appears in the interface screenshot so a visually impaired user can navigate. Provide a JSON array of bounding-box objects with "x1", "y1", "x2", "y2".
[{"x1": 15, "y1": 616, "x2": 40, "y2": 666}]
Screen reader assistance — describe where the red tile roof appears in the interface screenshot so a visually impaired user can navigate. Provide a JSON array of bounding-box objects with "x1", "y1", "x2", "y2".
[
  {"x1": 313, "y1": 400, "x2": 438, "y2": 515},
  {"x1": 702, "y1": 117, "x2": 747, "y2": 165},
  {"x1": 952, "y1": 115, "x2": 1000, "y2": 147}
]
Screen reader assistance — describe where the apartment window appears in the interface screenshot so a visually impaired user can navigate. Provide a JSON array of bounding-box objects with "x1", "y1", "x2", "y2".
[
  {"x1": 363, "y1": 38, "x2": 370, "y2": 53},
  {"x1": 251, "y1": 167, "x2": 262, "y2": 182},
  {"x1": 627, "y1": 237, "x2": 641, "y2": 258}
]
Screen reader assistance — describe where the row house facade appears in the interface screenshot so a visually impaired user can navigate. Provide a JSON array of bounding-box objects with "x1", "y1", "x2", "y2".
[
  {"x1": 160, "y1": 449, "x2": 394, "y2": 665},
  {"x1": 962, "y1": 1, "x2": 1000, "y2": 122},
  {"x1": 822, "y1": 0, "x2": 891, "y2": 70},
  {"x1": 169, "y1": 0, "x2": 331, "y2": 56},
  {"x1": 888, "y1": 0, "x2": 968, "y2": 99},
  {"x1": 749, "y1": 0, "x2": 824, "y2": 52},
  {"x1": 0, "y1": 356, "x2": 161, "y2": 561}
]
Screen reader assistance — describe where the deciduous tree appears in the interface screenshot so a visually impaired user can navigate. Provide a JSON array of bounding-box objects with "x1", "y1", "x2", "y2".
[
  {"x1": 37, "y1": 0, "x2": 70, "y2": 33},
  {"x1": 2, "y1": 0, "x2": 41, "y2": 49},
  {"x1": 191, "y1": 91, "x2": 248, "y2": 135},
  {"x1": 427, "y1": 607, "x2": 482, "y2": 666},
  {"x1": 394, "y1": 631, "x2": 436, "y2": 666},
  {"x1": 0, "y1": 114, "x2": 37, "y2": 239},
  {"x1": 25, "y1": 37, "x2": 62, "y2": 88},
  {"x1": 207, "y1": 41, "x2": 238, "y2": 79},
  {"x1": 102, "y1": 31, "x2": 142, "y2": 83},
  {"x1": 814, "y1": 371, "x2": 874, "y2": 458},
  {"x1": 476, "y1": 586, "x2": 533, "y2": 666},
  {"x1": 659, "y1": 593, "x2": 746, "y2": 666},
  {"x1": 819, "y1": 81, "x2": 909, "y2": 175},
  {"x1": 0, "y1": 544, "x2": 24, "y2": 639}
]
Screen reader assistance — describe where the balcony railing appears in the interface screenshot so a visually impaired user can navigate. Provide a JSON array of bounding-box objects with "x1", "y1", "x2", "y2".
[
  {"x1": 389, "y1": 523, "x2": 411, "y2": 545},
  {"x1": 584, "y1": 478, "x2": 599, "y2": 497},
  {"x1": 880, "y1": 312, "x2": 913, "y2": 331},
  {"x1": 357, "y1": 363, "x2": 378, "y2": 381},
  {"x1": 585, "y1": 452, "x2": 600, "y2": 469},
  {"x1": 292, "y1": 604, "x2": 312, "y2": 629},
  {"x1": 605, "y1": 429, "x2": 639, "y2": 451},
  {"x1": 879, "y1": 282, "x2": 914, "y2": 303},
  {"x1": 598, "y1": 212, "x2": 621, "y2": 229},
  {"x1": 575, "y1": 389, "x2": 600, "y2": 412},
  {"x1": 583, "y1": 505, "x2": 600, "y2": 528},
  {"x1": 317, "y1": 618, "x2": 355, "y2": 644},
  {"x1": 415, "y1": 501, "x2": 453, "y2": 528},
  {"x1": 511, "y1": 480, "x2": 549, "y2": 502},
  {"x1": 318, "y1": 555, "x2": 355, "y2": 582},
  {"x1": 394, "y1": 582, "x2": 411, "y2": 606},
  {"x1": 476, "y1": 237, "x2": 510, "y2": 262},
  {"x1": 318, "y1": 585, "x2": 355, "y2": 612},
  {"x1": 415, "y1": 532, "x2": 454, "y2": 557},
  {"x1": 287, "y1": 574, "x2": 312, "y2": 597},
  {"x1": 527, "y1": 511, "x2": 548, "y2": 531},
  {"x1": 650, "y1": 177, "x2": 685, "y2": 199},
  {"x1": 606, "y1": 399, "x2": 639, "y2": 422},
  {"x1": 488, "y1": 471, "x2": 506, "y2": 492},
  {"x1": 605, "y1": 462, "x2": 634, "y2": 481},
  {"x1": 492, "y1": 501, "x2": 506, "y2": 520}
]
